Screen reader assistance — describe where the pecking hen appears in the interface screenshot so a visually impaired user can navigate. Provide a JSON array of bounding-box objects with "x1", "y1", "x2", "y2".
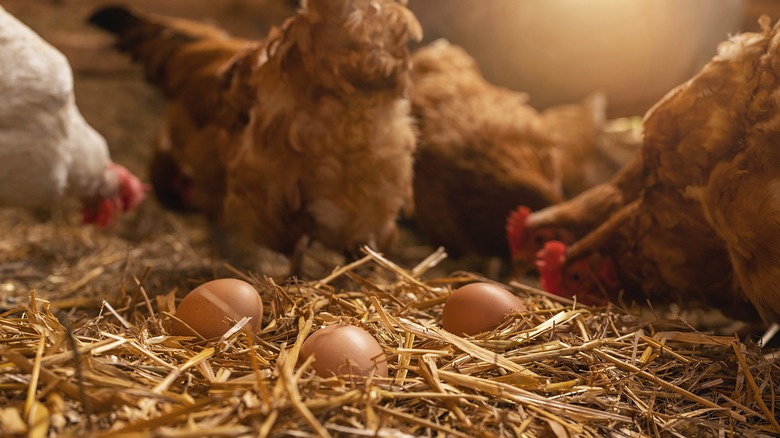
[
  {"x1": 412, "y1": 39, "x2": 638, "y2": 257},
  {"x1": 0, "y1": 6, "x2": 146, "y2": 227},
  {"x1": 532, "y1": 17, "x2": 780, "y2": 323},
  {"x1": 90, "y1": 0, "x2": 422, "y2": 259},
  {"x1": 507, "y1": 154, "x2": 645, "y2": 272}
]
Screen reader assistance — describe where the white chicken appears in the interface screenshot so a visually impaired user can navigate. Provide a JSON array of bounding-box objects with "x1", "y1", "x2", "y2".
[{"x1": 0, "y1": 6, "x2": 146, "y2": 226}]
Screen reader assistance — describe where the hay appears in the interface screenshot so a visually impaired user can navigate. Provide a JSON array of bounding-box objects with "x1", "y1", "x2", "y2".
[{"x1": 1, "y1": 208, "x2": 779, "y2": 437}]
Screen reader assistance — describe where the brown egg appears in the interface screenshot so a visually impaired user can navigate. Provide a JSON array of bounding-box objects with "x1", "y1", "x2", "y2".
[
  {"x1": 171, "y1": 278, "x2": 264, "y2": 339},
  {"x1": 299, "y1": 324, "x2": 388, "y2": 378},
  {"x1": 442, "y1": 282, "x2": 526, "y2": 336}
]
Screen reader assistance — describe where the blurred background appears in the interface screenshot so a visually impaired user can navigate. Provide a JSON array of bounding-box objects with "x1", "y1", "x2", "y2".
[
  {"x1": 0, "y1": 0, "x2": 780, "y2": 216},
  {"x1": 4, "y1": 0, "x2": 777, "y2": 120},
  {"x1": 0, "y1": 0, "x2": 778, "y2": 191},
  {"x1": 410, "y1": 0, "x2": 746, "y2": 117}
]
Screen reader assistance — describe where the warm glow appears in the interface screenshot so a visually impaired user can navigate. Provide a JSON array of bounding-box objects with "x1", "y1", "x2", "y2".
[{"x1": 410, "y1": 0, "x2": 744, "y2": 116}]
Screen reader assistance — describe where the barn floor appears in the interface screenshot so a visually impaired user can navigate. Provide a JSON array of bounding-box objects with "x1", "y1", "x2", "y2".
[{"x1": 1, "y1": 1, "x2": 779, "y2": 437}]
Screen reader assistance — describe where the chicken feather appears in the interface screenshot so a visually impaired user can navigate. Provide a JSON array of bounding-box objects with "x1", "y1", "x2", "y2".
[
  {"x1": 0, "y1": 6, "x2": 146, "y2": 226},
  {"x1": 91, "y1": 0, "x2": 421, "y2": 258},
  {"x1": 412, "y1": 40, "x2": 636, "y2": 257},
  {"x1": 700, "y1": 17, "x2": 780, "y2": 323},
  {"x1": 534, "y1": 19, "x2": 780, "y2": 323}
]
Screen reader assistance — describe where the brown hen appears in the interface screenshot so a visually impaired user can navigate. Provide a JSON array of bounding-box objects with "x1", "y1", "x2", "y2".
[
  {"x1": 412, "y1": 40, "x2": 637, "y2": 258},
  {"x1": 532, "y1": 18, "x2": 780, "y2": 324},
  {"x1": 90, "y1": 1, "x2": 422, "y2": 259}
]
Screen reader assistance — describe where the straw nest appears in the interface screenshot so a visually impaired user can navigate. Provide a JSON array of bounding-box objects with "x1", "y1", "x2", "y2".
[{"x1": 1, "y1": 207, "x2": 779, "y2": 438}]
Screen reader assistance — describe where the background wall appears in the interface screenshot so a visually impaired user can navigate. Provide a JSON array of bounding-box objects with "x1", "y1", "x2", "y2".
[{"x1": 408, "y1": 0, "x2": 747, "y2": 117}]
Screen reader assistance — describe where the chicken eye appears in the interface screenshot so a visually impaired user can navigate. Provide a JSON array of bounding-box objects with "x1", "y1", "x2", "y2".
[
  {"x1": 568, "y1": 272, "x2": 581, "y2": 283},
  {"x1": 533, "y1": 234, "x2": 546, "y2": 247}
]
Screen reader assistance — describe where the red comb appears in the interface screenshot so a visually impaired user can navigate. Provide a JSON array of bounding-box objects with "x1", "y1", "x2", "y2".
[
  {"x1": 535, "y1": 240, "x2": 567, "y2": 295},
  {"x1": 506, "y1": 206, "x2": 532, "y2": 259}
]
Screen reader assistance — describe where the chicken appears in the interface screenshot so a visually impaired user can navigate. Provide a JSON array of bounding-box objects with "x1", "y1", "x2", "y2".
[
  {"x1": 699, "y1": 19, "x2": 780, "y2": 324},
  {"x1": 532, "y1": 18, "x2": 780, "y2": 323},
  {"x1": 507, "y1": 154, "x2": 645, "y2": 272},
  {"x1": 0, "y1": 6, "x2": 146, "y2": 226},
  {"x1": 411, "y1": 39, "x2": 638, "y2": 257},
  {"x1": 410, "y1": 40, "x2": 561, "y2": 257},
  {"x1": 90, "y1": 1, "x2": 422, "y2": 258}
]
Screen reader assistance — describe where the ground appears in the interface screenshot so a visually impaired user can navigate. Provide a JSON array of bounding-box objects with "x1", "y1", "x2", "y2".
[{"x1": 1, "y1": 2, "x2": 779, "y2": 436}]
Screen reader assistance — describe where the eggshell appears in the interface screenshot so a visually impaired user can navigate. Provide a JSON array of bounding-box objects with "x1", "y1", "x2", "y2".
[
  {"x1": 442, "y1": 282, "x2": 526, "y2": 336},
  {"x1": 299, "y1": 324, "x2": 388, "y2": 378},
  {"x1": 171, "y1": 278, "x2": 264, "y2": 339}
]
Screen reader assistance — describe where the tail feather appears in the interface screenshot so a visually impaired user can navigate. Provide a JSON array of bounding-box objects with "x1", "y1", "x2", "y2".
[
  {"x1": 90, "y1": 1, "x2": 420, "y2": 100},
  {"x1": 88, "y1": 5, "x2": 248, "y2": 107}
]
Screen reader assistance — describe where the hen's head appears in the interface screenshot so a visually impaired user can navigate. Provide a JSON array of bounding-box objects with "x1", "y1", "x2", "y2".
[
  {"x1": 82, "y1": 163, "x2": 148, "y2": 227},
  {"x1": 535, "y1": 240, "x2": 618, "y2": 305},
  {"x1": 506, "y1": 206, "x2": 574, "y2": 272}
]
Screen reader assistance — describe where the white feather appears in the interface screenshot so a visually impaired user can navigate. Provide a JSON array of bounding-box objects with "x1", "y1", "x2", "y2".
[{"x1": 0, "y1": 6, "x2": 113, "y2": 209}]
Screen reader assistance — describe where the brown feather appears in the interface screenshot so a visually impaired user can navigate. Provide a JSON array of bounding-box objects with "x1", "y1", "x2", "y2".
[{"x1": 92, "y1": 1, "x2": 422, "y2": 259}]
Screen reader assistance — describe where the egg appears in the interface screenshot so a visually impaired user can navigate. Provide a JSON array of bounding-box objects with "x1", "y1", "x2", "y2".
[
  {"x1": 442, "y1": 282, "x2": 526, "y2": 336},
  {"x1": 171, "y1": 278, "x2": 264, "y2": 339},
  {"x1": 299, "y1": 324, "x2": 388, "y2": 378}
]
